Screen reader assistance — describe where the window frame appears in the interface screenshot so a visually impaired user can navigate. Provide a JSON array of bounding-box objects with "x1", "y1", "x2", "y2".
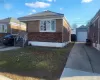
[
  {"x1": 39, "y1": 19, "x2": 56, "y2": 32},
  {"x1": 0, "y1": 24, "x2": 7, "y2": 33}
]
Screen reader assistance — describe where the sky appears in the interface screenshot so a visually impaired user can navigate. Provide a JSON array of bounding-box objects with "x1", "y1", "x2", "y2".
[{"x1": 0, "y1": 0, "x2": 100, "y2": 27}]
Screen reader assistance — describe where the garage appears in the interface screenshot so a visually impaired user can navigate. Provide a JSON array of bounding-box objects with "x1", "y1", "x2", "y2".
[
  {"x1": 76, "y1": 27, "x2": 87, "y2": 42},
  {"x1": 77, "y1": 32, "x2": 87, "y2": 42}
]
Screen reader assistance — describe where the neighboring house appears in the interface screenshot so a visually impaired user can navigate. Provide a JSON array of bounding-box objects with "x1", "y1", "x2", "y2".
[
  {"x1": 0, "y1": 17, "x2": 27, "y2": 38},
  {"x1": 88, "y1": 10, "x2": 100, "y2": 51},
  {"x1": 76, "y1": 25, "x2": 88, "y2": 42},
  {"x1": 18, "y1": 10, "x2": 71, "y2": 47}
]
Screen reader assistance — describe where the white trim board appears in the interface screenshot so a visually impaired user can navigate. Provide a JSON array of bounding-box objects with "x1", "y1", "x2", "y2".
[
  {"x1": 19, "y1": 18, "x2": 63, "y2": 21},
  {"x1": 28, "y1": 41, "x2": 68, "y2": 47}
]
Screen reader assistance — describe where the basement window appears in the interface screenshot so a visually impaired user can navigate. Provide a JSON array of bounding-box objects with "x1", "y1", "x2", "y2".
[{"x1": 40, "y1": 20, "x2": 56, "y2": 32}]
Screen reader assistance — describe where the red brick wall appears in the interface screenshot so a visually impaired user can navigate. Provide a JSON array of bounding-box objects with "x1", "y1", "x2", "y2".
[
  {"x1": 88, "y1": 19, "x2": 99, "y2": 44},
  {"x1": 63, "y1": 19, "x2": 71, "y2": 42},
  {"x1": 28, "y1": 32, "x2": 62, "y2": 42}
]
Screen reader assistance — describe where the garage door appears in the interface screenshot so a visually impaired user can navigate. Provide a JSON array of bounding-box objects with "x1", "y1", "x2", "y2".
[{"x1": 77, "y1": 32, "x2": 87, "y2": 42}]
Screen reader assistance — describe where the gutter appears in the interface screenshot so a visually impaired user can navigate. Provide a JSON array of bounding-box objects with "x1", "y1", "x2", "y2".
[{"x1": 62, "y1": 17, "x2": 64, "y2": 47}]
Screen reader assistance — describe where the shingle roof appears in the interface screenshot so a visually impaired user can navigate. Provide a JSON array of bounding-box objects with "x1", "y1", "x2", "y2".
[
  {"x1": 90, "y1": 9, "x2": 100, "y2": 23},
  {"x1": 18, "y1": 10, "x2": 64, "y2": 21},
  {"x1": 0, "y1": 17, "x2": 11, "y2": 23},
  {"x1": 26, "y1": 10, "x2": 64, "y2": 17}
]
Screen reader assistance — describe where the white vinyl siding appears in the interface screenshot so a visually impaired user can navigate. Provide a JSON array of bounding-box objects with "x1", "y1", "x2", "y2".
[
  {"x1": 0, "y1": 24, "x2": 7, "y2": 33},
  {"x1": 40, "y1": 20, "x2": 56, "y2": 32}
]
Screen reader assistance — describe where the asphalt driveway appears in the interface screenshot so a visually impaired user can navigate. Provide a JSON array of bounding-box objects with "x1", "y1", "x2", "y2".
[{"x1": 60, "y1": 42, "x2": 100, "y2": 80}]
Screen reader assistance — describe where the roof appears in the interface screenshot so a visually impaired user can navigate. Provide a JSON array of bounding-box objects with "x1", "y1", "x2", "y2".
[
  {"x1": 0, "y1": 17, "x2": 20, "y2": 24},
  {"x1": 0, "y1": 17, "x2": 11, "y2": 23},
  {"x1": 78, "y1": 25, "x2": 88, "y2": 28},
  {"x1": 90, "y1": 9, "x2": 100, "y2": 23},
  {"x1": 0, "y1": 17, "x2": 26, "y2": 25},
  {"x1": 26, "y1": 10, "x2": 64, "y2": 17},
  {"x1": 18, "y1": 10, "x2": 64, "y2": 21}
]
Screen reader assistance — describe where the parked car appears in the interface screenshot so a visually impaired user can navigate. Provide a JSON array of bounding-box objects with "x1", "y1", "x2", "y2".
[{"x1": 2, "y1": 34, "x2": 14, "y2": 46}]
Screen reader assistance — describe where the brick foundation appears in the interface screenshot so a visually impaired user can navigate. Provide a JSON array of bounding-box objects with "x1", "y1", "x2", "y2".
[{"x1": 28, "y1": 32, "x2": 62, "y2": 42}]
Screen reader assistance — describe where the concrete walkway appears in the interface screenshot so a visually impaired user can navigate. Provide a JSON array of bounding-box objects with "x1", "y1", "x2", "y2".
[
  {"x1": 0, "y1": 47, "x2": 21, "y2": 51},
  {"x1": 60, "y1": 42, "x2": 100, "y2": 80}
]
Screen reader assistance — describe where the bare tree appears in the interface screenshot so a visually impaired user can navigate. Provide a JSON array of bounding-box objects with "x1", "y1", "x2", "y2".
[{"x1": 72, "y1": 23, "x2": 78, "y2": 29}]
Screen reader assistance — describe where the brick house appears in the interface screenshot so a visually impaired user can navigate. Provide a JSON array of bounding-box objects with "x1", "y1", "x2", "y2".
[
  {"x1": 0, "y1": 17, "x2": 26, "y2": 37},
  {"x1": 88, "y1": 10, "x2": 100, "y2": 51},
  {"x1": 0, "y1": 17, "x2": 27, "y2": 46},
  {"x1": 18, "y1": 10, "x2": 71, "y2": 47}
]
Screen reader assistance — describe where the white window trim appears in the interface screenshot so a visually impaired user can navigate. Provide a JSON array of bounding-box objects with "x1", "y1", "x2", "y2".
[
  {"x1": 10, "y1": 22, "x2": 20, "y2": 26},
  {"x1": 0, "y1": 24, "x2": 7, "y2": 33},
  {"x1": 39, "y1": 19, "x2": 56, "y2": 32}
]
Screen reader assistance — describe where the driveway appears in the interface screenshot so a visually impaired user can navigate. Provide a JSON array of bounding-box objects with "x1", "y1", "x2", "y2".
[{"x1": 60, "y1": 42, "x2": 100, "y2": 80}]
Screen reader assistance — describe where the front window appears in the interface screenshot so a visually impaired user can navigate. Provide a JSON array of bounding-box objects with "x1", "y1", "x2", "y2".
[
  {"x1": 0, "y1": 24, "x2": 7, "y2": 33},
  {"x1": 40, "y1": 20, "x2": 56, "y2": 32}
]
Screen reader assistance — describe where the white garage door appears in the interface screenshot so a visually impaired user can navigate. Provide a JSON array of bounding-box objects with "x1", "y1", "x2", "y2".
[{"x1": 77, "y1": 32, "x2": 87, "y2": 42}]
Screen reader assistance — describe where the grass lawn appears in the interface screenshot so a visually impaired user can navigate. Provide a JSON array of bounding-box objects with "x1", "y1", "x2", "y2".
[{"x1": 0, "y1": 43, "x2": 74, "y2": 80}]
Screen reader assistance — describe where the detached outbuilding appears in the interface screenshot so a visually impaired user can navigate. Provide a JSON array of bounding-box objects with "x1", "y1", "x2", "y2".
[
  {"x1": 76, "y1": 26, "x2": 88, "y2": 42},
  {"x1": 18, "y1": 10, "x2": 71, "y2": 47}
]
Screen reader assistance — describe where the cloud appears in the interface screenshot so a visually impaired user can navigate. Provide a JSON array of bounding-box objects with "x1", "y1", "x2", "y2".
[
  {"x1": 81, "y1": 0, "x2": 93, "y2": 3},
  {"x1": 60, "y1": 8, "x2": 63, "y2": 10},
  {"x1": 25, "y1": 1, "x2": 51, "y2": 8},
  {"x1": 47, "y1": 0, "x2": 56, "y2": 2},
  {"x1": 28, "y1": 9, "x2": 36, "y2": 15},
  {"x1": 4, "y1": 3, "x2": 12, "y2": 10},
  {"x1": 32, "y1": 9, "x2": 36, "y2": 13},
  {"x1": 28, "y1": 12, "x2": 33, "y2": 15},
  {"x1": 47, "y1": 0, "x2": 53, "y2": 2}
]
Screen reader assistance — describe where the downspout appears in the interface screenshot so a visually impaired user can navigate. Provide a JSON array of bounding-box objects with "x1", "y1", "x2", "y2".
[
  {"x1": 9, "y1": 21, "x2": 12, "y2": 34},
  {"x1": 9, "y1": 18, "x2": 12, "y2": 34},
  {"x1": 98, "y1": 17, "x2": 100, "y2": 50},
  {"x1": 10, "y1": 23, "x2": 12, "y2": 34}
]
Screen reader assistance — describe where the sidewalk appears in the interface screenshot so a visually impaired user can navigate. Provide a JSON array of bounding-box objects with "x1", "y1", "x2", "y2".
[
  {"x1": 0, "y1": 75, "x2": 12, "y2": 80},
  {"x1": 60, "y1": 68, "x2": 100, "y2": 80}
]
